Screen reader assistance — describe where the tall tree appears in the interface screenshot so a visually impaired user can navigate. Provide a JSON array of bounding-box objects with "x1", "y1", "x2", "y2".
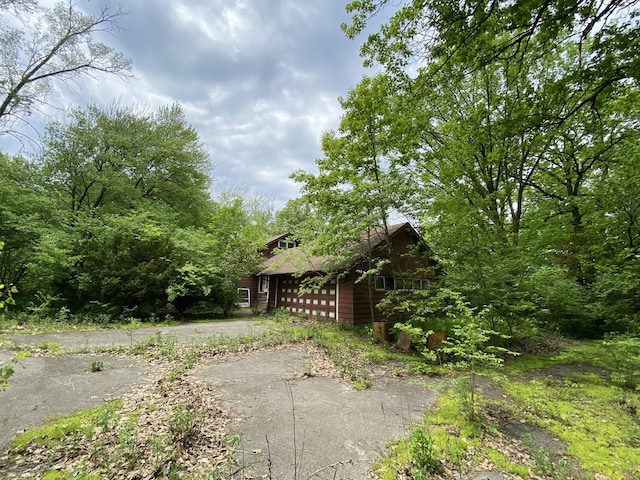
[
  {"x1": 0, "y1": 152, "x2": 53, "y2": 297},
  {"x1": 332, "y1": 1, "x2": 640, "y2": 336},
  {"x1": 0, "y1": 0, "x2": 132, "y2": 137},
  {"x1": 293, "y1": 74, "x2": 413, "y2": 258},
  {"x1": 42, "y1": 103, "x2": 212, "y2": 227},
  {"x1": 11, "y1": 103, "x2": 215, "y2": 315}
]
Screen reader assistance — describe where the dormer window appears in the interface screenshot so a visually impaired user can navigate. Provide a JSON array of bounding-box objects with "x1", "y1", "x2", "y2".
[{"x1": 278, "y1": 239, "x2": 296, "y2": 249}]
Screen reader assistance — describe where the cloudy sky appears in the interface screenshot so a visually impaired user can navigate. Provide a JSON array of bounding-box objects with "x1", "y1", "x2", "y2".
[{"x1": 2, "y1": 0, "x2": 389, "y2": 211}]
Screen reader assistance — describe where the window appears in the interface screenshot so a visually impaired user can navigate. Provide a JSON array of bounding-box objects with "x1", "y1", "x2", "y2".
[
  {"x1": 278, "y1": 239, "x2": 296, "y2": 249},
  {"x1": 374, "y1": 276, "x2": 396, "y2": 291},
  {"x1": 375, "y1": 276, "x2": 430, "y2": 291},
  {"x1": 258, "y1": 275, "x2": 270, "y2": 293},
  {"x1": 236, "y1": 288, "x2": 250, "y2": 308}
]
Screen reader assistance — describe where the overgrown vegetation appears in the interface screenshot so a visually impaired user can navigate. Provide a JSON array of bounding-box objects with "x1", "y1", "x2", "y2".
[
  {"x1": 375, "y1": 334, "x2": 640, "y2": 479},
  {"x1": 4, "y1": 315, "x2": 639, "y2": 479},
  {"x1": 0, "y1": 105, "x2": 272, "y2": 323}
]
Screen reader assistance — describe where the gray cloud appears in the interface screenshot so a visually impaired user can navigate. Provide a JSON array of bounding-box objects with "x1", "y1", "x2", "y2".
[{"x1": 3, "y1": 0, "x2": 386, "y2": 209}]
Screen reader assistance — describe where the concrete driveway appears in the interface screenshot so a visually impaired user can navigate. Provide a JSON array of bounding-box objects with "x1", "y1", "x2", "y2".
[
  {"x1": 1, "y1": 320, "x2": 441, "y2": 479},
  {"x1": 197, "y1": 349, "x2": 441, "y2": 479},
  {"x1": 2, "y1": 319, "x2": 265, "y2": 350}
]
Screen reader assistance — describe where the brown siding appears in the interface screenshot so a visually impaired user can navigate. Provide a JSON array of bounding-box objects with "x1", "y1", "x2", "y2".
[
  {"x1": 337, "y1": 281, "x2": 354, "y2": 324},
  {"x1": 344, "y1": 227, "x2": 436, "y2": 324},
  {"x1": 351, "y1": 278, "x2": 387, "y2": 324}
]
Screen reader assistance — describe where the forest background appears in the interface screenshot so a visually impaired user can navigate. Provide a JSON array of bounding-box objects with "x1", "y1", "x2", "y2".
[{"x1": 1, "y1": 0, "x2": 639, "y2": 339}]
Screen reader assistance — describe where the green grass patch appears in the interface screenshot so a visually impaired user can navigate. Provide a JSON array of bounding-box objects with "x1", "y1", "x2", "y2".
[
  {"x1": 501, "y1": 373, "x2": 640, "y2": 479},
  {"x1": 40, "y1": 472, "x2": 100, "y2": 480},
  {"x1": 374, "y1": 387, "x2": 482, "y2": 478},
  {"x1": 11, "y1": 400, "x2": 123, "y2": 452},
  {"x1": 487, "y1": 450, "x2": 530, "y2": 478}
]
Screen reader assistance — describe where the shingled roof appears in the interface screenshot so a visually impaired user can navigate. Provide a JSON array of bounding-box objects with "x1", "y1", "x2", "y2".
[{"x1": 259, "y1": 222, "x2": 419, "y2": 275}]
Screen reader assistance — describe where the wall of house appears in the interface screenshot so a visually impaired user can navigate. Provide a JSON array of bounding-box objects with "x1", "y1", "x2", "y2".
[
  {"x1": 345, "y1": 227, "x2": 436, "y2": 324},
  {"x1": 237, "y1": 276, "x2": 258, "y2": 309},
  {"x1": 350, "y1": 277, "x2": 387, "y2": 323}
]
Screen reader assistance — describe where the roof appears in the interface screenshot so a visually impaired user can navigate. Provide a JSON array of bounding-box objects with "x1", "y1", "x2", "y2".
[
  {"x1": 265, "y1": 232, "x2": 293, "y2": 247},
  {"x1": 259, "y1": 222, "x2": 420, "y2": 276}
]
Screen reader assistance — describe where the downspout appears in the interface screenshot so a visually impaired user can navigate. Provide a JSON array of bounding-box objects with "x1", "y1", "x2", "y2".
[{"x1": 275, "y1": 276, "x2": 279, "y2": 309}]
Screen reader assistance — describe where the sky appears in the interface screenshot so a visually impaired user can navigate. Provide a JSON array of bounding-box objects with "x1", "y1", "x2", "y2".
[{"x1": 1, "y1": 0, "x2": 388, "y2": 211}]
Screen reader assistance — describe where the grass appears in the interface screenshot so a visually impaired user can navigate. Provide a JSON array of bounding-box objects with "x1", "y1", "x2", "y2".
[
  {"x1": 11, "y1": 400, "x2": 123, "y2": 451},
  {"x1": 374, "y1": 336, "x2": 640, "y2": 480},
  {"x1": 500, "y1": 373, "x2": 639, "y2": 479},
  {"x1": 374, "y1": 387, "x2": 478, "y2": 479}
]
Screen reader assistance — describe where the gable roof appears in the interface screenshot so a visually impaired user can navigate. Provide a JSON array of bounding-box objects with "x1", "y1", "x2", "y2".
[
  {"x1": 259, "y1": 222, "x2": 421, "y2": 276},
  {"x1": 265, "y1": 232, "x2": 293, "y2": 246}
]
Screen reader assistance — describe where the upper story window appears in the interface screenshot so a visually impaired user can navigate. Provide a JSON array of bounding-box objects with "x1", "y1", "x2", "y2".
[{"x1": 278, "y1": 239, "x2": 296, "y2": 249}]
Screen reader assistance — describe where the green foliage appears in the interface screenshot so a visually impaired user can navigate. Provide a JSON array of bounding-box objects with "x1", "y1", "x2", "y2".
[
  {"x1": 168, "y1": 406, "x2": 196, "y2": 445},
  {"x1": 310, "y1": 0, "x2": 640, "y2": 338},
  {"x1": 602, "y1": 334, "x2": 640, "y2": 390},
  {"x1": 374, "y1": 388, "x2": 478, "y2": 479},
  {"x1": 90, "y1": 361, "x2": 104, "y2": 372},
  {"x1": 523, "y1": 433, "x2": 573, "y2": 479},
  {"x1": 11, "y1": 400, "x2": 123, "y2": 452},
  {"x1": 42, "y1": 103, "x2": 211, "y2": 226},
  {"x1": 409, "y1": 427, "x2": 439, "y2": 478},
  {"x1": 0, "y1": 102, "x2": 276, "y2": 321},
  {"x1": 386, "y1": 289, "x2": 520, "y2": 420},
  {"x1": 0, "y1": 356, "x2": 16, "y2": 388},
  {"x1": 0, "y1": 239, "x2": 18, "y2": 388},
  {"x1": 503, "y1": 374, "x2": 640, "y2": 479}
]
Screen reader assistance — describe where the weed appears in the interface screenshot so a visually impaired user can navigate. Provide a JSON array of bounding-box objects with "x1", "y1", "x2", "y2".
[
  {"x1": 487, "y1": 450, "x2": 529, "y2": 478},
  {"x1": 353, "y1": 378, "x2": 371, "y2": 390},
  {"x1": 409, "y1": 427, "x2": 439, "y2": 479},
  {"x1": 117, "y1": 424, "x2": 140, "y2": 467},
  {"x1": 168, "y1": 406, "x2": 196, "y2": 445},
  {"x1": 302, "y1": 357, "x2": 314, "y2": 377},
  {"x1": 1, "y1": 357, "x2": 17, "y2": 387},
  {"x1": 163, "y1": 461, "x2": 186, "y2": 479},
  {"x1": 90, "y1": 360, "x2": 103, "y2": 372},
  {"x1": 148, "y1": 433, "x2": 171, "y2": 468},
  {"x1": 523, "y1": 433, "x2": 572, "y2": 479},
  {"x1": 38, "y1": 340, "x2": 61, "y2": 353}
]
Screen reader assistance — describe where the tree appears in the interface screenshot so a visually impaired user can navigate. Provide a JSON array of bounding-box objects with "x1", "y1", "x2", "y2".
[
  {"x1": 331, "y1": 0, "x2": 640, "y2": 336},
  {"x1": 292, "y1": 74, "x2": 413, "y2": 256},
  {"x1": 41, "y1": 103, "x2": 212, "y2": 227},
  {"x1": 0, "y1": 0, "x2": 132, "y2": 137},
  {"x1": 271, "y1": 197, "x2": 325, "y2": 241},
  {"x1": 167, "y1": 193, "x2": 268, "y2": 317},
  {"x1": 3, "y1": 103, "x2": 216, "y2": 317},
  {"x1": 0, "y1": 152, "x2": 53, "y2": 298},
  {"x1": 343, "y1": 0, "x2": 639, "y2": 122},
  {"x1": 0, "y1": 239, "x2": 19, "y2": 389},
  {"x1": 292, "y1": 74, "x2": 417, "y2": 318}
]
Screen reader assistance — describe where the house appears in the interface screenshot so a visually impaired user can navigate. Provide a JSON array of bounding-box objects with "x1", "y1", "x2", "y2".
[{"x1": 239, "y1": 222, "x2": 436, "y2": 325}]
